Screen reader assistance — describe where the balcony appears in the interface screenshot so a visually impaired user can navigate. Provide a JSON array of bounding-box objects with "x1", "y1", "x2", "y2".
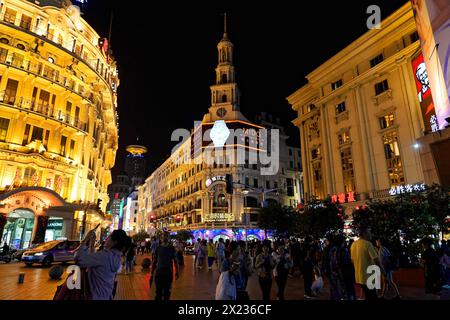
[
  {"x1": 0, "y1": 53, "x2": 95, "y2": 104},
  {"x1": 0, "y1": 92, "x2": 87, "y2": 132},
  {"x1": 0, "y1": 15, "x2": 115, "y2": 94}
]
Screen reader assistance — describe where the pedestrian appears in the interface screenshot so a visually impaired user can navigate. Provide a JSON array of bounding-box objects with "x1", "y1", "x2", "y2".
[
  {"x1": 75, "y1": 229, "x2": 131, "y2": 300},
  {"x1": 302, "y1": 238, "x2": 315, "y2": 299},
  {"x1": 216, "y1": 238, "x2": 226, "y2": 273},
  {"x1": 420, "y1": 237, "x2": 441, "y2": 296},
  {"x1": 175, "y1": 240, "x2": 185, "y2": 266},
  {"x1": 194, "y1": 238, "x2": 201, "y2": 267},
  {"x1": 375, "y1": 238, "x2": 401, "y2": 299},
  {"x1": 350, "y1": 227, "x2": 385, "y2": 300},
  {"x1": 207, "y1": 239, "x2": 216, "y2": 270},
  {"x1": 290, "y1": 238, "x2": 302, "y2": 277},
  {"x1": 146, "y1": 240, "x2": 151, "y2": 254},
  {"x1": 150, "y1": 232, "x2": 179, "y2": 301},
  {"x1": 125, "y1": 242, "x2": 136, "y2": 274},
  {"x1": 329, "y1": 235, "x2": 347, "y2": 300},
  {"x1": 140, "y1": 240, "x2": 146, "y2": 255},
  {"x1": 273, "y1": 245, "x2": 292, "y2": 300},
  {"x1": 197, "y1": 240, "x2": 207, "y2": 269},
  {"x1": 255, "y1": 244, "x2": 275, "y2": 300},
  {"x1": 440, "y1": 248, "x2": 450, "y2": 286},
  {"x1": 215, "y1": 261, "x2": 240, "y2": 300}
]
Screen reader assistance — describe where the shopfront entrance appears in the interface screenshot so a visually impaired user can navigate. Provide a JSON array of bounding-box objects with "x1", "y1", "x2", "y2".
[{"x1": 1, "y1": 209, "x2": 35, "y2": 250}]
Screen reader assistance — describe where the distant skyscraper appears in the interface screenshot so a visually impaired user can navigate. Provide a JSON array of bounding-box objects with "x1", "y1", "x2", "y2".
[{"x1": 125, "y1": 144, "x2": 148, "y2": 188}]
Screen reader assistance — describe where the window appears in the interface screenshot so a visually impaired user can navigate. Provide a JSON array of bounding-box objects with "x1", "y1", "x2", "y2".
[
  {"x1": 383, "y1": 131, "x2": 404, "y2": 185},
  {"x1": 370, "y1": 54, "x2": 384, "y2": 68},
  {"x1": 290, "y1": 161, "x2": 294, "y2": 169},
  {"x1": 20, "y1": 15, "x2": 32, "y2": 30},
  {"x1": 37, "y1": 90, "x2": 50, "y2": 112},
  {"x1": 4, "y1": 79, "x2": 19, "y2": 104},
  {"x1": 338, "y1": 131, "x2": 351, "y2": 145},
  {"x1": 289, "y1": 149, "x2": 292, "y2": 156},
  {"x1": 0, "y1": 47, "x2": 8, "y2": 63},
  {"x1": 266, "y1": 180, "x2": 270, "y2": 189},
  {"x1": 331, "y1": 79, "x2": 343, "y2": 91},
  {"x1": 410, "y1": 31, "x2": 419, "y2": 43},
  {"x1": 379, "y1": 113, "x2": 395, "y2": 130},
  {"x1": 31, "y1": 127, "x2": 44, "y2": 142},
  {"x1": 69, "y1": 140, "x2": 76, "y2": 159},
  {"x1": 48, "y1": 56, "x2": 55, "y2": 64},
  {"x1": 375, "y1": 79, "x2": 389, "y2": 95},
  {"x1": 340, "y1": 147, "x2": 355, "y2": 193},
  {"x1": 286, "y1": 178, "x2": 294, "y2": 197},
  {"x1": 0, "y1": 117, "x2": 10, "y2": 142},
  {"x1": 312, "y1": 161, "x2": 323, "y2": 197},
  {"x1": 60, "y1": 136, "x2": 67, "y2": 156},
  {"x1": 222, "y1": 94, "x2": 227, "y2": 103},
  {"x1": 4, "y1": 8, "x2": 17, "y2": 24},
  {"x1": 245, "y1": 177, "x2": 249, "y2": 186},
  {"x1": 274, "y1": 181, "x2": 278, "y2": 189},
  {"x1": 336, "y1": 102, "x2": 347, "y2": 115},
  {"x1": 253, "y1": 178, "x2": 258, "y2": 188}
]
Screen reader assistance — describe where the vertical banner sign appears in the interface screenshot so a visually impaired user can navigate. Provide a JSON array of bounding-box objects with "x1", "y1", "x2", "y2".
[
  {"x1": 33, "y1": 216, "x2": 49, "y2": 244},
  {"x1": 411, "y1": 0, "x2": 450, "y2": 130},
  {"x1": 412, "y1": 54, "x2": 439, "y2": 131}
]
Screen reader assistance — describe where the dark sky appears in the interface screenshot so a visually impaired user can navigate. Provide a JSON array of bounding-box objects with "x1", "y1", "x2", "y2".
[{"x1": 80, "y1": 0, "x2": 408, "y2": 176}]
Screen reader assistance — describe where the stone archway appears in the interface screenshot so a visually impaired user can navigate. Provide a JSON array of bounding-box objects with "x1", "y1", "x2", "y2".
[{"x1": 0, "y1": 187, "x2": 67, "y2": 247}]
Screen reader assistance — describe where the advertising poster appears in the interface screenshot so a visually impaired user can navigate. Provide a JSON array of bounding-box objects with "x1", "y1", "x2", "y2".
[{"x1": 411, "y1": 0, "x2": 450, "y2": 129}]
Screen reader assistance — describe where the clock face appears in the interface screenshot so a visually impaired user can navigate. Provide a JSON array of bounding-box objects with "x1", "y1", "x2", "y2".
[{"x1": 217, "y1": 108, "x2": 227, "y2": 118}]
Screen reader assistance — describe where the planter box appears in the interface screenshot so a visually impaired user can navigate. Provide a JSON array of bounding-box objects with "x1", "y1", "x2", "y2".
[{"x1": 393, "y1": 268, "x2": 425, "y2": 288}]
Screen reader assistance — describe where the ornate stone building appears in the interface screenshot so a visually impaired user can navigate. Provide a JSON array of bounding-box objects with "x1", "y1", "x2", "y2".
[{"x1": 0, "y1": 0, "x2": 119, "y2": 249}]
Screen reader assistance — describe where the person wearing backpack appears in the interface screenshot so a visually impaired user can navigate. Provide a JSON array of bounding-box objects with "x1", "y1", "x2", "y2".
[{"x1": 376, "y1": 238, "x2": 401, "y2": 299}]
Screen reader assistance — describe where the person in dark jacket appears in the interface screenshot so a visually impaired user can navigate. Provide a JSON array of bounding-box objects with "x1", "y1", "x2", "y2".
[{"x1": 421, "y1": 238, "x2": 441, "y2": 295}]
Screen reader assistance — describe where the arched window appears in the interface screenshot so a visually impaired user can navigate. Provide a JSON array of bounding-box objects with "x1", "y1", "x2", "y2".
[
  {"x1": 217, "y1": 194, "x2": 227, "y2": 207},
  {"x1": 221, "y1": 50, "x2": 226, "y2": 62}
]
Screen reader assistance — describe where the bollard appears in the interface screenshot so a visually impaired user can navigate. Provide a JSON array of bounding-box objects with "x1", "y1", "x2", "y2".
[{"x1": 18, "y1": 272, "x2": 25, "y2": 284}]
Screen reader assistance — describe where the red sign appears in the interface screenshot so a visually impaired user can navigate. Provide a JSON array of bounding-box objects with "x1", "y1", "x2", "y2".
[
  {"x1": 331, "y1": 192, "x2": 357, "y2": 204},
  {"x1": 412, "y1": 54, "x2": 438, "y2": 132}
]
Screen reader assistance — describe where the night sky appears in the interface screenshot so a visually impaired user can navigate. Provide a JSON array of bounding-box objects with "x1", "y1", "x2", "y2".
[{"x1": 80, "y1": 0, "x2": 408, "y2": 177}]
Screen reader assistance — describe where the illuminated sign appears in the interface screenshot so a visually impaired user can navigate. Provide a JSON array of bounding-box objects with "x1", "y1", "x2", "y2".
[
  {"x1": 204, "y1": 213, "x2": 234, "y2": 222},
  {"x1": 206, "y1": 176, "x2": 226, "y2": 187},
  {"x1": 412, "y1": 54, "x2": 438, "y2": 132},
  {"x1": 331, "y1": 192, "x2": 356, "y2": 204},
  {"x1": 210, "y1": 121, "x2": 231, "y2": 148},
  {"x1": 411, "y1": 0, "x2": 450, "y2": 129},
  {"x1": 389, "y1": 183, "x2": 427, "y2": 196}
]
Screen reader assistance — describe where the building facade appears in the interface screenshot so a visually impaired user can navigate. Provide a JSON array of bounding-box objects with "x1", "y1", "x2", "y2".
[
  {"x1": 287, "y1": 3, "x2": 436, "y2": 211},
  {"x1": 138, "y1": 22, "x2": 302, "y2": 241},
  {"x1": 0, "y1": 0, "x2": 119, "y2": 249}
]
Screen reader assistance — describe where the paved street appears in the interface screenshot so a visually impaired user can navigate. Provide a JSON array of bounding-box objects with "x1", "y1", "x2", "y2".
[{"x1": 0, "y1": 254, "x2": 436, "y2": 300}]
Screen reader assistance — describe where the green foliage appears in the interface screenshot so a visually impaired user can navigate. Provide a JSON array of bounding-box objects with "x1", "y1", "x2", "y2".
[
  {"x1": 352, "y1": 184, "x2": 450, "y2": 266},
  {"x1": 258, "y1": 203, "x2": 300, "y2": 237},
  {"x1": 132, "y1": 231, "x2": 150, "y2": 242},
  {"x1": 297, "y1": 197, "x2": 345, "y2": 238}
]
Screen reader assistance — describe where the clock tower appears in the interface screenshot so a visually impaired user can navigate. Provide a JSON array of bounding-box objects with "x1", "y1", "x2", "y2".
[{"x1": 203, "y1": 14, "x2": 249, "y2": 123}]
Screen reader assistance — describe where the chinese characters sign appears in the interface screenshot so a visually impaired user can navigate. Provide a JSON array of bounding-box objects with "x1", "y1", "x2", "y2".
[
  {"x1": 389, "y1": 183, "x2": 427, "y2": 196},
  {"x1": 204, "y1": 213, "x2": 234, "y2": 222},
  {"x1": 331, "y1": 192, "x2": 356, "y2": 204}
]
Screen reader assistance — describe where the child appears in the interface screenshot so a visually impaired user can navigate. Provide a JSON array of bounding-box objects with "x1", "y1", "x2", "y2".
[{"x1": 311, "y1": 264, "x2": 324, "y2": 296}]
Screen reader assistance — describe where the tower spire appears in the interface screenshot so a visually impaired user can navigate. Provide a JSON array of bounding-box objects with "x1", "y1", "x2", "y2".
[{"x1": 223, "y1": 13, "x2": 228, "y2": 39}]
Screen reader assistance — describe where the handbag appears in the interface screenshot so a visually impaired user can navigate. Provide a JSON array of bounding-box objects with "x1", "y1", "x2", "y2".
[{"x1": 53, "y1": 268, "x2": 92, "y2": 300}]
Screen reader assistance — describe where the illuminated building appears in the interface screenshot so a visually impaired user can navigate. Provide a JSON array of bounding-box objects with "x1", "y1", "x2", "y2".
[
  {"x1": 138, "y1": 18, "x2": 302, "y2": 241},
  {"x1": 125, "y1": 144, "x2": 147, "y2": 188},
  {"x1": 0, "y1": 0, "x2": 119, "y2": 249},
  {"x1": 287, "y1": 3, "x2": 448, "y2": 211}
]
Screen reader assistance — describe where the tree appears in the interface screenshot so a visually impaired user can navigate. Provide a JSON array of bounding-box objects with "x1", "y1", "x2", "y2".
[
  {"x1": 297, "y1": 197, "x2": 344, "y2": 239},
  {"x1": 132, "y1": 231, "x2": 150, "y2": 243},
  {"x1": 352, "y1": 185, "x2": 449, "y2": 266},
  {"x1": 258, "y1": 203, "x2": 300, "y2": 238}
]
